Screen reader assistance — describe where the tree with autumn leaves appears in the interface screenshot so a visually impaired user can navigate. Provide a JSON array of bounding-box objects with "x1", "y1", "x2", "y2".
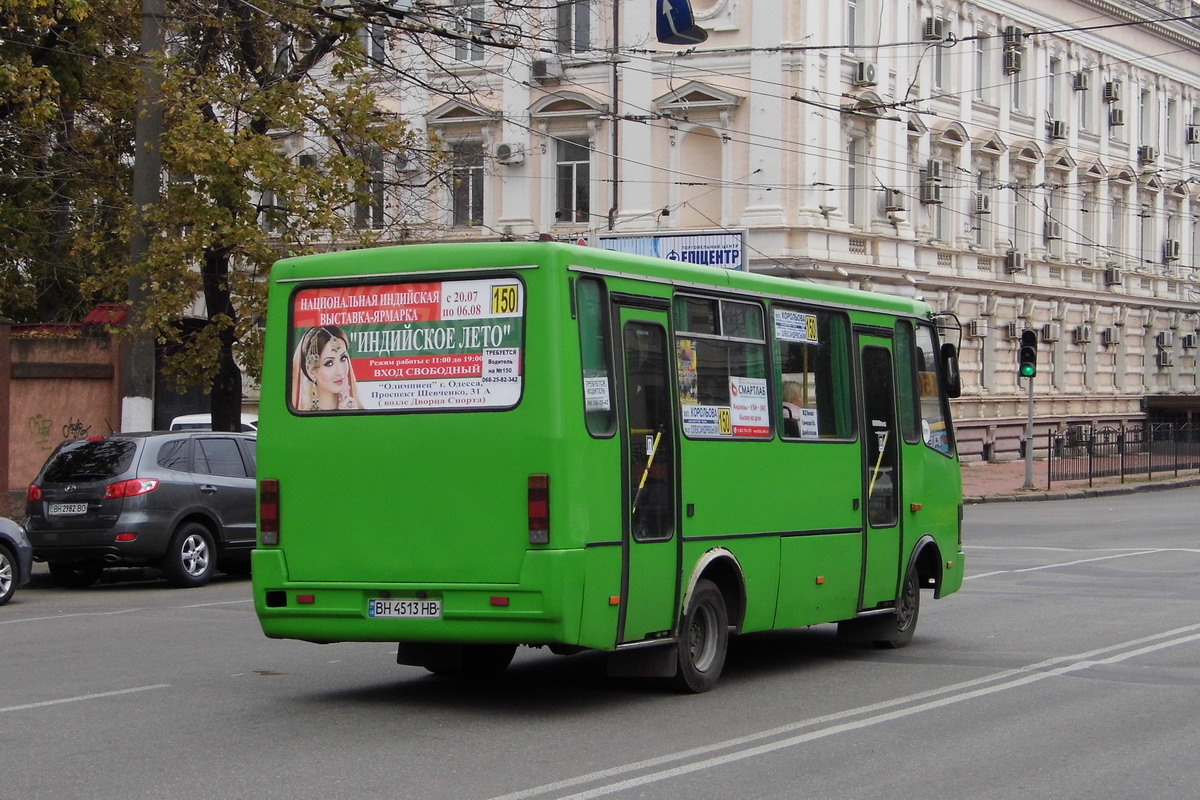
[{"x1": 1, "y1": 0, "x2": 443, "y2": 429}]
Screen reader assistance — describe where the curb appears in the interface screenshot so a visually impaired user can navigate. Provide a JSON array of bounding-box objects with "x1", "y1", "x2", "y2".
[{"x1": 964, "y1": 475, "x2": 1200, "y2": 505}]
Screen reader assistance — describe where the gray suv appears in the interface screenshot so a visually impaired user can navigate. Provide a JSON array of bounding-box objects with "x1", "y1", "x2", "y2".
[{"x1": 26, "y1": 431, "x2": 257, "y2": 588}]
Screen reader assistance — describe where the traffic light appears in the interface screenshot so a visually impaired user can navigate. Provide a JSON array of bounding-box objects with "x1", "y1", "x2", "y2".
[{"x1": 1018, "y1": 329, "x2": 1038, "y2": 377}]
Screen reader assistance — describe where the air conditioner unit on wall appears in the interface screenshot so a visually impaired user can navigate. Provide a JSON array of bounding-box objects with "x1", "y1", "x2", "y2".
[
  {"x1": 531, "y1": 56, "x2": 563, "y2": 83},
  {"x1": 923, "y1": 17, "x2": 945, "y2": 41},
  {"x1": 1102, "y1": 327, "x2": 1121, "y2": 346},
  {"x1": 1002, "y1": 25, "x2": 1024, "y2": 48},
  {"x1": 920, "y1": 180, "x2": 943, "y2": 205},
  {"x1": 974, "y1": 193, "x2": 991, "y2": 214},
  {"x1": 1005, "y1": 251, "x2": 1026, "y2": 273},
  {"x1": 883, "y1": 188, "x2": 905, "y2": 212},
  {"x1": 1042, "y1": 322, "x2": 1062, "y2": 342},
  {"x1": 1044, "y1": 220, "x2": 1063, "y2": 240},
  {"x1": 1073, "y1": 71, "x2": 1090, "y2": 91},
  {"x1": 1103, "y1": 80, "x2": 1121, "y2": 103},
  {"x1": 924, "y1": 159, "x2": 943, "y2": 181},
  {"x1": 1157, "y1": 331, "x2": 1174, "y2": 348},
  {"x1": 1187, "y1": 125, "x2": 1200, "y2": 145},
  {"x1": 969, "y1": 320, "x2": 989, "y2": 338},
  {"x1": 1003, "y1": 49, "x2": 1023, "y2": 75},
  {"x1": 1138, "y1": 145, "x2": 1158, "y2": 164},
  {"x1": 1182, "y1": 333, "x2": 1198, "y2": 350},
  {"x1": 1157, "y1": 349, "x2": 1174, "y2": 368},
  {"x1": 495, "y1": 142, "x2": 525, "y2": 165},
  {"x1": 1109, "y1": 108, "x2": 1125, "y2": 127},
  {"x1": 1104, "y1": 266, "x2": 1123, "y2": 285},
  {"x1": 1050, "y1": 120, "x2": 1068, "y2": 140},
  {"x1": 1007, "y1": 321, "x2": 1022, "y2": 339},
  {"x1": 853, "y1": 61, "x2": 878, "y2": 87},
  {"x1": 1074, "y1": 325, "x2": 1093, "y2": 344},
  {"x1": 1164, "y1": 239, "x2": 1182, "y2": 262}
]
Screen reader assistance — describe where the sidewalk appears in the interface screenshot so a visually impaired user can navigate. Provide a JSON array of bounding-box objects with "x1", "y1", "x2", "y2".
[{"x1": 961, "y1": 458, "x2": 1200, "y2": 504}]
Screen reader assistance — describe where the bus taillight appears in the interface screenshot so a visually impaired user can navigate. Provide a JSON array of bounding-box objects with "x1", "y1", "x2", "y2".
[
  {"x1": 528, "y1": 474, "x2": 550, "y2": 544},
  {"x1": 260, "y1": 479, "x2": 280, "y2": 545}
]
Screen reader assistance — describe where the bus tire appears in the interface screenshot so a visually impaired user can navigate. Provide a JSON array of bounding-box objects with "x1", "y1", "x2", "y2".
[
  {"x1": 839, "y1": 568, "x2": 920, "y2": 649},
  {"x1": 672, "y1": 579, "x2": 729, "y2": 693}
]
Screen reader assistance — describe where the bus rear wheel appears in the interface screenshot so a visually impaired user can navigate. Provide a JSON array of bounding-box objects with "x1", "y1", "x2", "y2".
[{"x1": 672, "y1": 579, "x2": 728, "y2": 693}]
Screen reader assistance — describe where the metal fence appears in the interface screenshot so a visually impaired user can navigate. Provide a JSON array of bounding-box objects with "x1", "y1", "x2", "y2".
[{"x1": 1047, "y1": 422, "x2": 1200, "y2": 487}]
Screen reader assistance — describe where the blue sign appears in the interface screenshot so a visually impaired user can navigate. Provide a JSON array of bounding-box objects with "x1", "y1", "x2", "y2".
[{"x1": 656, "y1": 0, "x2": 708, "y2": 45}]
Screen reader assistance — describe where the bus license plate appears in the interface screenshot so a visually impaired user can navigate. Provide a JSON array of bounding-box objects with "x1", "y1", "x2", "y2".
[
  {"x1": 368, "y1": 598, "x2": 441, "y2": 619},
  {"x1": 49, "y1": 503, "x2": 89, "y2": 516}
]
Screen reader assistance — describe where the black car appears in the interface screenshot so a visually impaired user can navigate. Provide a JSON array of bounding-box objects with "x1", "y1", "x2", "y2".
[
  {"x1": 0, "y1": 517, "x2": 33, "y2": 605},
  {"x1": 25, "y1": 431, "x2": 257, "y2": 588}
]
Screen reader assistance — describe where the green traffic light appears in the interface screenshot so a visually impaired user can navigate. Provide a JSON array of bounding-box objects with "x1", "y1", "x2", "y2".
[{"x1": 1019, "y1": 363, "x2": 1036, "y2": 377}]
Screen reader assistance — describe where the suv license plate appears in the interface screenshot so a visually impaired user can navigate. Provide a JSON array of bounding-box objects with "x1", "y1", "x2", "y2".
[
  {"x1": 368, "y1": 598, "x2": 441, "y2": 619},
  {"x1": 49, "y1": 503, "x2": 89, "y2": 516}
]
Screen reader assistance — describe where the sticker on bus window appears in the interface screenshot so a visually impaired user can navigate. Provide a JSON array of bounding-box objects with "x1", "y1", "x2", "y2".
[
  {"x1": 290, "y1": 278, "x2": 524, "y2": 412},
  {"x1": 773, "y1": 309, "x2": 819, "y2": 344},
  {"x1": 729, "y1": 376, "x2": 770, "y2": 437}
]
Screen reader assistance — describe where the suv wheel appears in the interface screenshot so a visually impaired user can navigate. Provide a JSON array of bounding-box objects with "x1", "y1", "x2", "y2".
[
  {"x1": 48, "y1": 560, "x2": 104, "y2": 589},
  {"x1": 161, "y1": 522, "x2": 216, "y2": 588},
  {"x1": 0, "y1": 544, "x2": 17, "y2": 605}
]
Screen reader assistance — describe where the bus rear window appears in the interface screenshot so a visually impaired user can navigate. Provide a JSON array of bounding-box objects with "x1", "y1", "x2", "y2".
[{"x1": 289, "y1": 278, "x2": 524, "y2": 413}]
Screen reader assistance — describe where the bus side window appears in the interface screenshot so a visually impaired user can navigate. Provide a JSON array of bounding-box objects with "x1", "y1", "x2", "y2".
[
  {"x1": 773, "y1": 307, "x2": 854, "y2": 440},
  {"x1": 578, "y1": 277, "x2": 614, "y2": 436},
  {"x1": 915, "y1": 324, "x2": 955, "y2": 455}
]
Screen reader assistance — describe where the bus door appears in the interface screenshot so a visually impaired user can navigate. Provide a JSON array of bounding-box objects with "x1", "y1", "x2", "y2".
[
  {"x1": 856, "y1": 332, "x2": 902, "y2": 610},
  {"x1": 616, "y1": 305, "x2": 680, "y2": 643}
]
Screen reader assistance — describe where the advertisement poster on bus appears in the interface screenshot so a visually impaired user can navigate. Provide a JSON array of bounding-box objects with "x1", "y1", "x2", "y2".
[{"x1": 289, "y1": 278, "x2": 523, "y2": 412}]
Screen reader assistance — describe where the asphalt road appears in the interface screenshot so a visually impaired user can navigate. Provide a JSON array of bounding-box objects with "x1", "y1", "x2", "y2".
[{"x1": 3, "y1": 487, "x2": 1198, "y2": 799}]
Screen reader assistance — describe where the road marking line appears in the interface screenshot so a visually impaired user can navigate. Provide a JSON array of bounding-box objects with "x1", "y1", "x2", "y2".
[
  {"x1": 0, "y1": 684, "x2": 171, "y2": 714},
  {"x1": 180, "y1": 599, "x2": 254, "y2": 608},
  {"x1": 486, "y1": 623, "x2": 1200, "y2": 800},
  {"x1": 0, "y1": 608, "x2": 145, "y2": 625},
  {"x1": 966, "y1": 549, "x2": 1164, "y2": 580}
]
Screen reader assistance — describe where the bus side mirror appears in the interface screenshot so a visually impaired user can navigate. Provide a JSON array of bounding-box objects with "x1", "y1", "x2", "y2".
[{"x1": 940, "y1": 342, "x2": 962, "y2": 399}]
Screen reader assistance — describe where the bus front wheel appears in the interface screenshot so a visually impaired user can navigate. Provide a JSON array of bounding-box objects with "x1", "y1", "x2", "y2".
[
  {"x1": 672, "y1": 579, "x2": 729, "y2": 693},
  {"x1": 838, "y1": 568, "x2": 921, "y2": 649}
]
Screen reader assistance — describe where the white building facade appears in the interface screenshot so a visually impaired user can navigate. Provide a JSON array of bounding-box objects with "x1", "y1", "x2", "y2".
[{"x1": 360, "y1": 0, "x2": 1200, "y2": 460}]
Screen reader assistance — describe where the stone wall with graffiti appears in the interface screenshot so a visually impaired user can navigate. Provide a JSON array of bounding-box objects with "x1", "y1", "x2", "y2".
[{"x1": 2, "y1": 325, "x2": 121, "y2": 517}]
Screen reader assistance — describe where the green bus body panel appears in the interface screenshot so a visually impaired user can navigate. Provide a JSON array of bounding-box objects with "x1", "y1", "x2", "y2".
[{"x1": 253, "y1": 241, "x2": 964, "y2": 652}]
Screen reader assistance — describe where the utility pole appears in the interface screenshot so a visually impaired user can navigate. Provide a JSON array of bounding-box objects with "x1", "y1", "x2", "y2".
[{"x1": 122, "y1": 0, "x2": 164, "y2": 431}]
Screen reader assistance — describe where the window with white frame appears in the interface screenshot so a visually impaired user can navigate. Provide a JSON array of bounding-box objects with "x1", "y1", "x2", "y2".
[
  {"x1": 1110, "y1": 190, "x2": 1127, "y2": 261},
  {"x1": 1138, "y1": 196, "x2": 1154, "y2": 268},
  {"x1": 354, "y1": 146, "x2": 386, "y2": 230},
  {"x1": 448, "y1": 141, "x2": 484, "y2": 227},
  {"x1": 556, "y1": 0, "x2": 591, "y2": 55},
  {"x1": 933, "y1": 19, "x2": 950, "y2": 90},
  {"x1": 452, "y1": 0, "x2": 486, "y2": 62},
  {"x1": 974, "y1": 34, "x2": 989, "y2": 102},
  {"x1": 1049, "y1": 57, "x2": 1062, "y2": 121},
  {"x1": 1080, "y1": 183, "x2": 1097, "y2": 262},
  {"x1": 1166, "y1": 98, "x2": 1179, "y2": 156},
  {"x1": 1139, "y1": 87, "x2": 1155, "y2": 149},
  {"x1": 973, "y1": 168, "x2": 994, "y2": 248},
  {"x1": 846, "y1": 136, "x2": 868, "y2": 226},
  {"x1": 555, "y1": 135, "x2": 591, "y2": 224},
  {"x1": 1078, "y1": 69, "x2": 1092, "y2": 133},
  {"x1": 847, "y1": 0, "x2": 861, "y2": 53},
  {"x1": 1010, "y1": 68, "x2": 1024, "y2": 112},
  {"x1": 359, "y1": 21, "x2": 386, "y2": 62}
]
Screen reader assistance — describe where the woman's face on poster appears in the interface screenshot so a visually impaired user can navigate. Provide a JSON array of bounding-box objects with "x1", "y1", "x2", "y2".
[{"x1": 312, "y1": 335, "x2": 352, "y2": 396}]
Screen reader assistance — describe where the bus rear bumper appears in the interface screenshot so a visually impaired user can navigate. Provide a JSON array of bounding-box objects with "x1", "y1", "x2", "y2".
[{"x1": 251, "y1": 547, "x2": 596, "y2": 647}]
